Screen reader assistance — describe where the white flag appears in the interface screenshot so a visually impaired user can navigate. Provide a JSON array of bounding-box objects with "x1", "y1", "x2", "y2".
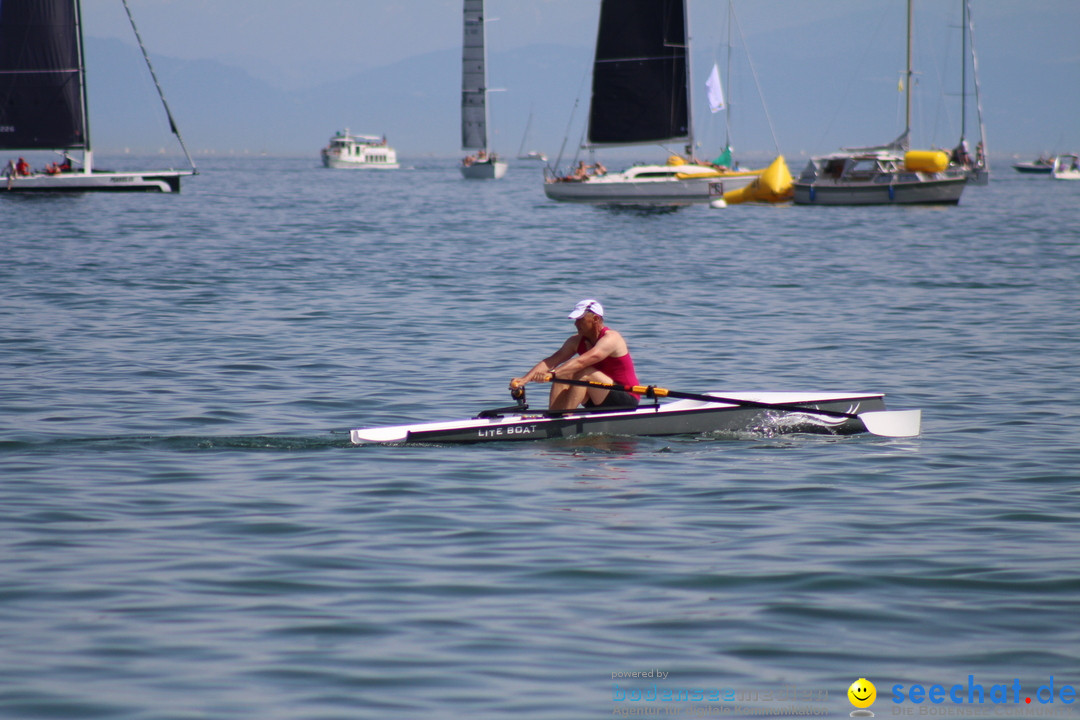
[{"x1": 706, "y1": 63, "x2": 725, "y2": 113}]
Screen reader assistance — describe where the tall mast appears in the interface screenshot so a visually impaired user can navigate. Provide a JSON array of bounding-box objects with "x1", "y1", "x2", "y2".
[
  {"x1": 683, "y1": 0, "x2": 693, "y2": 157},
  {"x1": 960, "y1": 0, "x2": 967, "y2": 143},
  {"x1": 904, "y1": 0, "x2": 913, "y2": 138},
  {"x1": 73, "y1": 0, "x2": 92, "y2": 170},
  {"x1": 724, "y1": 1, "x2": 733, "y2": 150},
  {"x1": 967, "y1": 0, "x2": 989, "y2": 173}
]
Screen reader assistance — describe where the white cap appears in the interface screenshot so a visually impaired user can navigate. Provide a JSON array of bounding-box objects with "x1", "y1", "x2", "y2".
[{"x1": 569, "y1": 298, "x2": 604, "y2": 319}]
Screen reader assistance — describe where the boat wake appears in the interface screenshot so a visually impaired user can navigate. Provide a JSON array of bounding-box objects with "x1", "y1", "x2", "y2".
[
  {"x1": 5, "y1": 434, "x2": 354, "y2": 453},
  {"x1": 753, "y1": 404, "x2": 860, "y2": 437}
]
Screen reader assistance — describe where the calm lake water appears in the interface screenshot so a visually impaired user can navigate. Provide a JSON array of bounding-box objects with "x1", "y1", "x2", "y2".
[{"x1": 2, "y1": 157, "x2": 1079, "y2": 720}]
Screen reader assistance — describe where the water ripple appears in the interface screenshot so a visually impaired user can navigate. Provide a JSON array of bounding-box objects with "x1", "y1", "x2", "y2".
[{"x1": 1, "y1": 160, "x2": 1078, "y2": 719}]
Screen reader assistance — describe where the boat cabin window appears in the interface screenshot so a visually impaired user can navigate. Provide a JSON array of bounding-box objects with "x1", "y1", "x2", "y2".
[
  {"x1": 845, "y1": 158, "x2": 881, "y2": 178},
  {"x1": 824, "y1": 159, "x2": 846, "y2": 179}
]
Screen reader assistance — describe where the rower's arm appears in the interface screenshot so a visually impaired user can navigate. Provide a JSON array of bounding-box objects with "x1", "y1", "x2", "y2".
[
  {"x1": 550, "y1": 332, "x2": 618, "y2": 377},
  {"x1": 512, "y1": 336, "x2": 578, "y2": 386}
]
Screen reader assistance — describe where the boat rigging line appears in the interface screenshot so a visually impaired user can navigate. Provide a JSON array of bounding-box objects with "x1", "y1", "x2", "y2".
[
  {"x1": 120, "y1": 0, "x2": 197, "y2": 174},
  {"x1": 726, "y1": 2, "x2": 782, "y2": 157},
  {"x1": 549, "y1": 64, "x2": 592, "y2": 175}
]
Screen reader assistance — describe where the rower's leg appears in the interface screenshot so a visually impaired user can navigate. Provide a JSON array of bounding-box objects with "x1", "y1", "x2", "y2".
[
  {"x1": 549, "y1": 381, "x2": 586, "y2": 411},
  {"x1": 548, "y1": 368, "x2": 615, "y2": 410},
  {"x1": 579, "y1": 368, "x2": 615, "y2": 406}
]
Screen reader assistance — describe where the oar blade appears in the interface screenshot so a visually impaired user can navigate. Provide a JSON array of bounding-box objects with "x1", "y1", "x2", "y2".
[
  {"x1": 858, "y1": 409, "x2": 922, "y2": 438},
  {"x1": 351, "y1": 426, "x2": 410, "y2": 443}
]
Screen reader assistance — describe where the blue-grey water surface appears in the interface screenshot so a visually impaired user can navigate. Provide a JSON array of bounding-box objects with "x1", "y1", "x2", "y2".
[{"x1": 2, "y1": 157, "x2": 1079, "y2": 719}]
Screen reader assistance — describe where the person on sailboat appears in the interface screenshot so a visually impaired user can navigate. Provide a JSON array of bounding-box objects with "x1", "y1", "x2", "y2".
[
  {"x1": 952, "y1": 139, "x2": 971, "y2": 167},
  {"x1": 15, "y1": 157, "x2": 31, "y2": 176},
  {"x1": 510, "y1": 299, "x2": 640, "y2": 412}
]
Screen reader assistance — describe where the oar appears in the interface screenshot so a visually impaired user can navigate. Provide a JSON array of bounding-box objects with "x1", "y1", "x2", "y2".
[{"x1": 537, "y1": 376, "x2": 921, "y2": 438}]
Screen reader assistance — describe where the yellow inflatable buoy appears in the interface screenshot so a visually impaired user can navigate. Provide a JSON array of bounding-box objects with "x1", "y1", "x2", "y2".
[
  {"x1": 904, "y1": 150, "x2": 948, "y2": 173},
  {"x1": 722, "y1": 155, "x2": 794, "y2": 204}
]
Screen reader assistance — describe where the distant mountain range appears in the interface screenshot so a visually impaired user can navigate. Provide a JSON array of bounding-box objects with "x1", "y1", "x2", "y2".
[
  {"x1": 86, "y1": 19, "x2": 1080, "y2": 162},
  {"x1": 86, "y1": 37, "x2": 590, "y2": 159}
]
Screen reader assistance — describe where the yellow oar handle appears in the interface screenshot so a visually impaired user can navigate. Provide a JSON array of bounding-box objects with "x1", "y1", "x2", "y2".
[{"x1": 541, "y1": 376, "x2": 667, "y2": 397}]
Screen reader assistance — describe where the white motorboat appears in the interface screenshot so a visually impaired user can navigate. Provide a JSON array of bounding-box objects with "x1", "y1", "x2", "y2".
[
  {"x1": 1012, "y1": 157, "x2": 1055, "y2": 174},
  {"x1": 542, "y1": 0, "x2": 781, "y2": 206},
  {"x1": 351, "y1": 381, "x2": 921, "y2": 444},
  {"x1": 320, "y1": 131, "x2": 399, "y2": 169},
  {"x1": 1051, "y1": 154, "x2": 1080, "y2": 180},
  {"x1": 0, "y1": 0, "x2": 196, "y2": 193},
  {"x1": 793, "y1": 0, "x2": 969, "y2": 206},
  {"x1": 459, "y1": 0, "x2": 507, "y2": 180}
]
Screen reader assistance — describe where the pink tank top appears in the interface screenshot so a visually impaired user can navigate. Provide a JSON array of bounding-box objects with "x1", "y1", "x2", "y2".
[{"x1": 577, "y1": 327, "x2": 640, "y2": 393}]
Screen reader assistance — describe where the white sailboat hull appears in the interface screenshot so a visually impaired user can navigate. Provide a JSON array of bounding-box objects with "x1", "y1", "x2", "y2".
[
  {"x1": 460, "y1": 160, "x2": 508, "y2": 180},
  {"x1": 3, "y1": 170, "x2": 190, "y2": 193},
  {"x1": 544, "y1": 164, "x2": 758, "y2": 205}
]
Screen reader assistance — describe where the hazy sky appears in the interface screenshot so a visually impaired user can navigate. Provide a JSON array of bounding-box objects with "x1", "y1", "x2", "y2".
[
  {"x1": 87, "y1": 1, "x2": 1042, "y2": 86},
  {"x1": 81, "y1": 0, "x2": 1080, "y2": 157}
]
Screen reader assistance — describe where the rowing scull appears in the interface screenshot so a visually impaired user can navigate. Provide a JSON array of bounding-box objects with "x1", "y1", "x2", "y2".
[{"x1": 350, "y1": 391, "x2": 921, "y2": 444}]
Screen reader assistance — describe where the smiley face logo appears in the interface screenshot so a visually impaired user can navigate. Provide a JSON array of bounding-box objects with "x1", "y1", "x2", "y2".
[{"x1": 848, "y1": 678, "x2": 877, "y2": 709}]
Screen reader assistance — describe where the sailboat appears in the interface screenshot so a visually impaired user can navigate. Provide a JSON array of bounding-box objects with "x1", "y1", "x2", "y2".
[
  {"x1": 516, "y1": 111, "x2": 546, "y2": 162},
  {"x1": 543, "y1": 0, "x2": 772, "y2": 206},
  {"x1": 0, "y1": 0, "x2": 196, "y2": 193},
  {"x1": 954, "y1": 0, "x2": 989, "y2": 185},
  {"x1": 459, "y1": 0, "x2": 507, "y2": 180},
  {"x1": 792, "y1": 0, "x2": 967, "y2": 205}
]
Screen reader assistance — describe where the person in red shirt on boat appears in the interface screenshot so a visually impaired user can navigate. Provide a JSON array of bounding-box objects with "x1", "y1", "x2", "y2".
[{"x1": 511, "y1": 298, "x2": 640, "y2": 411}]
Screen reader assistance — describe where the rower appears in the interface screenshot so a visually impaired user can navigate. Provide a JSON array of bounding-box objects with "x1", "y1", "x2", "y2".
[{"x1": 510, "y1": 298, "x2": 640, "y2": 411}]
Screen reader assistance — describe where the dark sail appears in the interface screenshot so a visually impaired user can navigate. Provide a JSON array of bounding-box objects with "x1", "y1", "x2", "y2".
[
  {"x1": 587, "y1": 0, "x2": 689, "y2": 147},
  {"x1": 0, "y1": 0, "x2": 86, "y2": 150},
  {"x1": 461, "y1": 0, "x2": 487, "y2": 150}
]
